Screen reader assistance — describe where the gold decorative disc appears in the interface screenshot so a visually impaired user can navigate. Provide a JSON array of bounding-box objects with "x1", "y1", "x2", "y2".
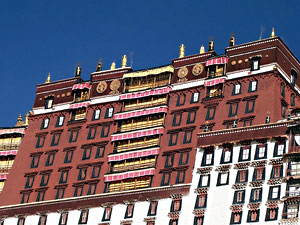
[
  {"x1": 244, "y1": 58, "x2": 249, "y2": 63},
  {"x1": 192, "y1": 63, "x2": 204, "y2": 76},
  {"x1": 238, "y1": 60, "x2": 243, "y2": 64},
  {"x1": 67, "y1": 92, "x2": 71, "y2": 96},
  {"x1": 96, "y1": 81, "x2": 108, "y2": 94},
  {"x1": 110, "y1": 79, "x2": 121, "y2": 91},
  {"x1": 177, "y1": 66, "x2": 188, "y2": 78},
  {"x1": 231, "y1": 61, "x2": 236, "y2": 65}
]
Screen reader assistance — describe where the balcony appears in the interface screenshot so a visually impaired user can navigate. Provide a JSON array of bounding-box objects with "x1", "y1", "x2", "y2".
[
  {"x1": 204, "y1": 90, "x2": 223, "y2": 99},
  {"x1": 107, "y1": 176, "x2": 151, "y2": 193},
  {"x1": 74, "y1": 95, "x2": 90, "y2": 103},
  {"x1": 0, "y1": 143, "x2": 20, "y2": 151},
  {"x1": 124, "y1": 97, "x2": 167, "y2": 112},
  {"x1": 207, "y1": 71, "x2": 225, "y2": 78},
  {"x1": 114, "y1": 137, "x2": 159, "y2": 153},
  {"x1": 286, "y1": 190, "x2": 300, "y2": 197},
  {"x1": 118, "y1": 118, "x2": 164, "y2": 133},
  {"x1": 0, "y1": 165, "x2": 12, "y2": 172},
  {"x1": 111, "y1": 159, "x2": 156, "y2": 173}
]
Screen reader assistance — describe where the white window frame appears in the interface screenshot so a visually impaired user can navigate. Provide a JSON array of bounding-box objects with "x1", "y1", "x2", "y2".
[
  {"x1": 242, "y1": 148, "x2": 249, "y2": 160},
  {"x1": 107, "y1": 108, "x2": 114, "y2": 118},
  {"x1": 43, "y1": 118, "x2": 49, "y2": 129},
  {"x1": 234, "y1": 84, "x2": 241, "y2": 94},
  {"x1": 277, "y1": 143, "x2": 284, "y2": 155},
  {"x1": 58, "y1": 116, "x2": 64, "y2": 126},
  {"x1": 201, "y1": 175, "x2": 209, "y2": 186},
  {"x1": 220, "y1": 172, "x2": 228, "y2": 184},
  {"x1": 192, "y1": 92, "x2": 199, "y2": 103},
  {"x1": 271, "y1": 186, "x2": 279, "y2": 199},
  {"x1": 251, "y1": 81, "x2": 257, "y2": 91},
  {"x1": 224, "y1": 150, "x2": 231, "y2": 162},
  {"x1": 258, "y1": 146, "x2": 265, "y2": 158},
  {"x1": 94, "y1": 109, "x2": 101, "y2": 120},
  {"x1": 205, "y1": 153, "x2": 212, "y2": 165}
]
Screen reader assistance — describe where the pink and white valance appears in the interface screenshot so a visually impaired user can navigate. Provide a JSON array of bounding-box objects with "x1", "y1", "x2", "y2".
[
  {"x1": 69, "y1": 102, "x2": 90, "y2": 109},
  {"x1": 111, "y1": 127, "x2": 164, "y2": 141},
  {"x1": 72, "y1": 83, "x2": 92, "y2": 90},
  {"x1": 120, "y1": 86, "x2": 172, "y2": 100},
  {"x1": 0, "y1": 174, "x2": 8, "y2": 180},
  {"x1": 0, "y1": 129, "x2": 25, "y2": 136},
  {"x1": 0, "y1": 150, "x2": 18, "y2": 156},
  {"x1": 104, "y1": 168, "x2": 155, "y2": 182},
  {"x1": 205, "y1": 57, "x2": 228, "y2": 66},
  {"x1": 204, "y1": 78, "x2": 225, "y2": 87},
  {"x1": 108, "y1": 148, "x2": 159, "y2": 162},
  {"x1": 114, "y1": 106, "x2": 168, "y2": 120}
]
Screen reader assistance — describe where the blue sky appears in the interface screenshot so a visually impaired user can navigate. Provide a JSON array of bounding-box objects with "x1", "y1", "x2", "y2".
[{"x1": 0, "y1": 0, "x2": 299, "y2": 127}]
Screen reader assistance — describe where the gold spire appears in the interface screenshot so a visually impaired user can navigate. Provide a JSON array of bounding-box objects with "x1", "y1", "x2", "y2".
[
  {"x1": 24, "y1": 113, "x2": 29, "y2": 126},
  {"x1": 96, "y1": 59, "x2": 102, "y2": 72},
  {"x1": 110, "y1": 62, "x2": 116, "y2": 70},
  {"x1": 200, "y1": 45, "x2": 205, "y2": 54},
  {"x1": 229, "y1": 36, "x2": 235, "y2": 46},
  {"x1": 179, "y1": 44, "x2": 185, "y2": 58},
  {"x1": 17, "y1": 113, "x2": 22, "y2": 123},
  {"x1": 270, "y1": 27, "x2": 275, "y2": 38},
  {"x1": 208, "y1": 41, "x2": 214, "y2": 51},
  {"x1": 15, "y1": 113, "x2": 24, "y2": 127},
  {"x1": 121, "y1": 55, "x2": 127, "y2": 68},
  {"x1": 75, "y1": 64, "x2": 81, "y2": 77},
  {"x1": 45, "y1": 72, "x2": 51, "y2": 83}
]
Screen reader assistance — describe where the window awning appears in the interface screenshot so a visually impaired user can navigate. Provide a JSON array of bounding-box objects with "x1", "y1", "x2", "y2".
[
  {"x1": 69, "y1": 102, "x2": 90, "y2": 109},
  {"x1": 111, "y1": 127, "x2": 164, "y2": 141},
  {"x1": 204, "y1": 78, "x2": 225, "y2": 87},
  {"x1": 108, "y1": 148, "x2": 159, "y2": 162},
  {"x1": 120, "y1": 86, "x2": 172, "y2": 100},
  {"x1": 0, "y1": 150, "x2": 18, "y2": 156},
  {"x1": 104, "y1": 168, "x2": 155, "y2": 182},
  {"x1": 0, "y1": 128, "x2": 25, "y2": 136},
  {"x1": 72, "y1": 83, "x2": 92, "y2": 90},
  {"x1": 123, "y1": 65, "x2": 174, "y2": 78},
  {"x1": 114, "y1": 106, "x2": 168, "y2": 120},
  {"x1": 0, "y1": 174, "x2": 8, "y2": 180},
  {"x1": 205, "y1": 57, "x2": 228, "y2": 66}
]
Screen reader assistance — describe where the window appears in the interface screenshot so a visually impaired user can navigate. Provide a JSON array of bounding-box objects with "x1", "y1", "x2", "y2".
[
  {"x1": 79, "y1": 210, "x2": 89, "y2": 224},
  {"x1": 249, "y1": 80, "x2": 258, "y2": 92},
  {"x1": 169, "y1": 219, "x2": 178, "y2": 225},
  {"x1": 41, "y1": 118, "x2": 50, "y2": 129},
  {"x1": 243, "y1": 119, "x2": 253, "y2": 127},
  {"x1": 59, "y1": 170, "x2": 69, "y2": 184},
  {"x1": 220, "y1": 148, "x2": 232, "y2": 164},
  {"x1": 87, "y1": 127, "x2": 97, "y2": 140},
  {"x1": 191, "y1": 92, "x2": 200, "y2": 103},
  {"x1": 232, "y1": 84, "x2": 241, "y2": 95},
  {"x1": 236, "y1": 170, "x2": 248, "y2": 183},
  {"x1": 247, "y1": 209, "x2": 260, "y2": 222},
  {"x1": 125, "y1": 204, "x2": 134, "y2": 218},
  {"x1": 95, "y1": 145, "x2": 105, "y2": 158},
  {"x1": 25, "y1": 175, "x2": 35, "y2": 188},
  {"x1": 245, "y1": 99, "x2": 255, "y2": 113},
  {"x1": 169, "y1": 133, "x2": 179, "y2": 146},
  {"x1": 148, "y1": 201, "x2": 158, "y2": 216},
  {"x1": 170, "y1": 199, "x2": 182, "y2": 212},
  {"x1": 254, "y1": 144, "x2": 267, "y2": 159},
  {"x1": 40, "y1": 173, "x2": 51, "y2": 186},
  {"x1": 58, "y1": 212, "x2": 68, "y2": 225},
  {"x1": 175, "y1": 170, "x2": 186, "y2": 184},
  {"x1": 73, "y1": 185, "x2": 83, "y2": 197},
  {"x1": 268, "y1": 186, "x2": 280, "y2": 200},
  {"x1": 183, "y1": 130, "x2": 193, "y2": 143},
  {"x1": 38, "y1": 215, "x2": 47, "y2": 225},
  {"x1": 36, "y1": 189, "x2": 46, "y2": 202},
  {"x1": 198, "y1": 175, "x2": 210, "y2": 187},
  {"x1": 250, "y1": 57, "x2": 260, "y2": 71},
  {"x1": 69, "y1": 129, "x2": 79, "y2": 143},
  {"x1": 250, "y1": 188, "x2": 262, "y2": 202},
  {"x1": 281, "y1": 83, "x2": 285, "y2": 97},
  {"x1": 176, "y1": 95, "x2": 186, "y2": 106},
  {"x1": 201, "y1": 150, "x2": 213, "y2": 166},
  {"x1": 291, "y1": 69, "x2": 298, "y2": 86},
  {"x1": 82, "y1": 147, "x2": 92, "y2": 160},
  {"x1": 30, "y1": 154, "x2": 41, "y2": 168},
  {"x1": 217, "y1": 172, "x2": 229, "y2": 186},
  {"x1": 20, "y1": 191, "x2": 31, "y2": 204},
  {"x1": 271, "y1": 165, "x2": 283, "y2": 179},
  {"x1": 161, "y1": 172, "x2": 171, "y2": 186},
  {"x1": 266, "y1": 116, "x2": 270, "y2": 124},
  {"x1": 230, "y1": 212, "x2": 242, "y2": 224},
  {"x1": 164, "y1": 154, "x2": 174, "y2": 168},
  {"x1": 78, "y1": 167, "x2": 87, "y2": 181},
  {"x1": 36, "y1": 136, "x2": 46, "y2": 148},
  {"x1": 194, "y1": 217, "x2": 204, "y2": 225},
  {"x1": 228, "y1": 103, "x2": 239, "y2": 117},
  {"x1": 252, "y1": 167, "x2": 265, "y2": 181},
  {"x1": 55, "y1": 187, "x2": 66, "y2": 199},
  {"x1": 91, "y1": 164, "x2": 101, "y2": 178},
  {"x1": 56, "y1": 116, "x2": 65, "y2": 127},
  {"x1": 265, "y1": 208, "x2": 278, "y2": 221},
  {"x1": 92, "y1": 109, "x2": 101, "y2": 120},
  {"x1": 195, "y1": 194, "x2": 207, "y2": 208},
  {"x1": 87, "y1": 183, "x2": 97, "y2": 195},
  {"x1": 205, "y1": 107, "x2": 216, "y2": 120},
  {"x1": 105, "y1": 107, "x2": 114, "y2": 118},
  {"x1": 233, "y1": 190, "x2": 245, "y2": 204},
  {"x1": 291, "y1": 94, "x2": 296, "y2": 106},
  {"x1": 45, "y1": 152, "x2": 56, "y2": 166},
  {"x1": 239, "y1": 146, "x2": 251, "y2": 161},
  {"x1": 51, "y1": 133, "x2": 61, "y2": 146},
  {"x1": 172, "y1": 113, "x2": 182, "y2": 126},
  {"x1": 64, "y1": 150, "x2": 74, "y2": 163},
  {"x1": 281, "y1": 104, "x2": 287, "y2": 118},
  {"x1": 17, "y1": 218, "x2": 25, "y2": 225},
  {"x1": 187, "y1": 111, "x2": 196, "y2": 124},
  {"x1": 274, "y1": 141, "x2": 285, "y2": 156},
  {"x1": 71, "y1": 108, "x2": 86, "y2": 121},
  {"x1": 45, "y1": 97, "x2": 54, "y2": 109},
  {"x1": 286, "y1": 204, "x2": 298, "y2": 219},
  {"x1": 101, "y1": 125, "x2": 110, "y2": 137},
  {"x1": 179, "y1": 152, "x2": 189, "y2": 165},
  {"x1": 102, "y1": 207, "x2": 112, "y2": 221}
]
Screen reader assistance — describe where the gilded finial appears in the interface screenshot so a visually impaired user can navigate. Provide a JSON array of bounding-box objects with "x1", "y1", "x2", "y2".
[
  {"x1": 110, "y1": 62, "x2": 116, "y2": 70},
  {"x1": 229, "y1": 36, "x2": 235, "y2": 46},
  {"x1": 270, "y1": 27, "x2": 275, "y2": 38},
  {"x1": 96, "y1": 59, "x2": 102, "y2": 72},
  {"x1": 121, "y1": 55, "x2": 127, "y2": 68},
  {"x1": 179, "y1": 44, "x2": 185, "y2": 58},
  {"x1": 45, "y1": 72, "x2": 51, "y2": 84},
  {"x1": 75, "y1": 64, "x2": 81, "y2": 77},
  {"x1": 17, "y1": 113, "x2": 22, "y2": 122},
  {"x1": 24, "y1": 113, "x2": 29, "y2": 126},
  {"x1": 208, "y1": 41, "x2": 214, "y2": 51},
  {"x1": 15, "y1": 113, "x2": 24, "y2": 127},
  {"x1": 200, "y1": 45, "x2": 205, "y2": 54}
]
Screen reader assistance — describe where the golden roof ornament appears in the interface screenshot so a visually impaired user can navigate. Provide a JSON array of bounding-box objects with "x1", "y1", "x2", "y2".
[
  {"x1": 229, "y1": 36, "x2": 235, "y2": 46},
  {"x1": 24, "y1": 113, "x2": 29, "y2": 126},
  {"x1": 96, "y1": 60, "x2": 102, "y2": 72},
  {"x1": 75, "y1": 64, "x2": 81, "y2": 77},
  {"x1": 110, "y1": 62, "x2": 116, "y2": 70},
  {"x1": 200, "y1": 45, "x2": 205, "y2": 54},
  {"x1": 45, "y1": 72, "x2": 51, "y2": 84},
  {"x1": 208, "y1": 41, "x2": 214, "y2": 51},
  {"x1": 270, "y1": 27, "x2": 275, "y2": 38},
  {"x1": 15, "y1": 113, "x2": 24, "y2": 127},
  {"x1": 121, "y1": 55, "x2": 127, "y2": 68},
  {"x1": 179, "y1": 44, "x2": 185, "y2": 58}
]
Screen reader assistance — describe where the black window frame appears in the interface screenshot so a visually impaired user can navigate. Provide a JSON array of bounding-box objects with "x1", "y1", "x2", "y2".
[
  {"x1": 30, "y1": 155, "x2": 41, "y2": 168},
  {"x1": 247, "y1": 209, "x2": 260, "y2": 223},
  {"x1": 69, "y1": 130, "x2": 79, "y2": 143},
  {"x1": 172, "y1": 113, "x2": 182, "y2": 126},
  {"x1": 101, "y1": 125, "x2": 110, "y2": 137},
  {"x1": 232, "y1": 83, "x2": 242, "y2": 95},
  {"x1": 238, "y1": 146, "x2": 251, "y2": 162},
  {"x1": 40, "y1": 173, "x2": 51, "y2": 187},
  {"x1": 254, "y1": 144, "x2": 267, "y2": 160},
  {"x1": 228, "y1": 103, "x2": 239, "y2": 117},
  {"x1": 87, "y1": 127, "x2": 97, "y2": 140},
  {"x1": 191, "y1": 92, "x2": 200, "y2": 103},
  {"x1": 268, "y1": 185, "x2": 281, "y2": 200},
  {"x1": 205, "y1": 107, "x2": 216, "y2": 120},
  {"x1": 176, "y1": 95, "x2": 186, "y2": 106},
  {"x1": 82, "y1": 146, "x2": 92, "y2": 160},
  {"x1": 95, "y1": 145, "x2": 105, "y2": 158},
  {"x1": 55, "y1": 116, "x2": 65, "y2": 127},
  {"x1": 45, "y1": 152, "x2": 56, "y2": 166},
  {"x1": 92, "y1": 109, "x2": 101, "y2": 121},
  {"x1": 64, "y1": 150, "x2": 74, "y2": 164},
  {"x1": 183, "y1": 129, "x2": 193, "y2": 144},
  {"x1": 233, "y1": 190, "x2": 246, "y2": 204},
  {"x1": 216, "y1": 171, "x2": 230, "y2": 186},
  {"x1": 168, "y1": 133, "x2": 179, "y2": 146},
  {"x1": 245, "y1": 99, "x2": 255, "y2": 114},
  {"x1": 249, "y1": 188, "x2": 263, "y2": 202},
  {"x1": 59, "y1": 170, "x2": 69, "y2": 184},
  {"x1": 41, "y1": 118, "x2": 50, "y2": 129},
  {"x1": 235, "y1": 170, "x2": 248, "y2": 184},
  {"x1": 187, "y1": 110, "x2": 197, "y2": 124},
  {"x1": 250, "y1": 57, "x2": 261, "y2": 71},
  {"x1": 198, "y1": 174, "x2": 210, "y2": 188},
  {"x1": 161, "y1": 172, "x2": 171, "y2": 186},
  {"x1": 78, "y1": 167, "x2": 88, "y2": 181},
  {"x1": 104, "y1": 107, "x2": 114, "y2": 118},
  {"x1": 248, "y1": 80, "x2": 258, "y2": 93},
  {"x1": 201, "y1": 150, "x2": 214, "y2": 166}
]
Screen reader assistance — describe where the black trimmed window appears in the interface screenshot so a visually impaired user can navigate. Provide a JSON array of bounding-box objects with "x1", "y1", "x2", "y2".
[
  {"x1": 198, "y1": 174, "x2": 210, "y2": 187},
  {"x1": 41, "y1": 118, "x2": 50, "y2": 129},
  {"x1": 45, "y1": 96, "x2": 54, "y2": 109},
  {"x1": 161, "y1": 172, "x2": 171, "y2": 186},
  {"x1": 187, "y1": 111, "x2": 196, "y2": 124},
  {"x1": 78, "y1": 167, "x2": 87, "y2": 181},
  {"x1": 79, "y1": 210, "x2": 89, "y2": 224},
  {"x1": 56, "y1": 116, "x2": 65, "y2": 127},
  {"x1": 183, "y1": 129, "x2": 193, "y2": 144},
  {"x1": 254, "y1": 144, "x2": 267, "y2": 159},
  {"x1": 195, "y1": 194, "x2": 207, "y2": 209},
  {"x1": 55, "y1": 187, "x2": 66, "y2": 199},
  {"x1": 92, "y1": 109, "x2": 101, "y2": 121},
  {"x1": 30, "y1": 155, "x2": 41, "y2": 168},
  {"x1": 175, "y1": 170, "x2": 186, "y2": 184},
  {"x1": 247, "y1": 209, "x2": 260, "y2": 222},
  {"x1": 38, "y1": 215, "x2": 47, "y2": 225},
  {"x1": 64, "y1": 150, "x2": 74, "y2": 163},
  {"x1": 147, "y1": 201, "x2": 158, "y2": 216},
  {"x1": 69, "y1": 130, "x2": 79, "y2": 143},
  {"x1": 82, "y1": 146, "x2": 92, "y2": 160},
  {"x1": 249, "y1": 80, "x2": 258, "y2": 92},
  {"x1": 291, "y1": 94, "x2": 296, "y2": 106},
  {"x1": 245, "y1": 99, "x2": 255, "y2": 113},
  {"x1": 220, "y1": 148, "x2": 232, "y2": 164},
  {"x1": 238, "y1": 146, "x2": 251, "y2": 161},
  {"x1": 169, "y1": 219, "x2": 178, "y2": 225},
  {"x1": 101, "y1": 125, "x2": 110, "y2": 137},
  {"x1": 40, "y1": 173, "x2": 51, "y2": 186},
  {"x1": 73, "y1": 185, "x2": 83, "y2": 197},
  {"x1": 95, "y1": 145, "x2": 105, "y2": 158},
  {"x1": 124, "y1": 204, "x2": 134, "y2": 218},
  {"x1": 91, "y1": 164, "x2": 101, "y2": 178},
  {"x1": 170, "y1": 199, "x2": 182, "y2": 212},
  {"x1": 228, "y1": 103, "x2": 239, "y2": 117},
  {"x1": 252, "y1": 167, "x2": 265, "y2": 181},
  {"x1": 25, "y1": 175, "x2": 35, "y2": 188},
  {"x1": 217, "y1": 172, "x2": 229, "y2": 186},
  {"x1": 51, "y1": 133, "x2": 61, "y2": 146},
  {"x1": 36, "y1": 136, "x2": 46, "y2": 148},
  {"x1": 172, "y1": 113, "x2": 182, "y2": 126},
  {"x1": 193, "y1": 217, "x2": 204, "y2": 225},
  {"x1": 17, "y1": 217, "x2": 25, "y2": 225},
  {"x1": 235, "y1": 170, "x2": 248, "y2": 183},
  {"x1": 274, "y1": 141, "x2": 286, "y2": 157},
  {"x1": 250, "y1": 188, "x2": 262, "y2": 202},
  {"x1": 176, "y1": 95, "x2": 186, "y2": 106},
  {"x1": 164, "y1": 154, "x2": 174, "y2": 168},
  {"x1": 270, "y1": 165, "x2": 283, "y2": 179},
  {"x1": 105, "y1": 107, "x2": 114, "y2": 118},
  {"x1": 233, "y1": 190, "x2": 245, "y2": 204},
  {"x1": 36, "y1": 189, "x2": 46, "y2": 202},
  {"x1": 268, "y1": 185, "x2": 280, "y2": 200},
  {"x1": 232, "y1": 83, "x2": 241, "y2": 95},
  {"x1": 87, "y1": 127, "x2": 97, "y2": 140},
  {"x1": 102, "y1": 207, "x2": 112, "y2": 221},
  {"x1": 58, "y1": 212, "x2": 68, "y2": 225},
  {"x1": 71, "y1": 108, "x2": 86, "y2": 121},
  {"x1": 206, "y1": 107, "x2": 216, "y2": 120},
  {"x1": 281, "y1": 83, "x2": 285, "y2": 97},
  {"x1": 169, "y1": 133, "x2": 179, "y2": 146},
  {"x1": 201, "y1": 150, "x2": 214, "y2": 166},
  {"x1": 191, "y1": 92, "x2": 200, "y2": 103},
  {"x1": 179, "y1": 152, "x2": 189, "y2": 165},
  {"x1": 87, "y1": 183, "x2": 97, "y2": 195},
  {"x1": 20, "y1": 192, "x2": 31, "y2": 204},
  {"x1": 59, "y1": 170, "x2": 69, "y2": 184},
  {"x1": 291, "y1": 69, "x2": 298, "y2": 86},
  {"x1": 281, "y1": 104, "x2": 287, "y2": 118},
  {"x1": 45, "y1": 152, "x2": 56, "y2": 166},
  {"x1": 266, "y1": 116, "x2": 270, "y2": 124},
  {"x1": 265, "y1": 208, "x2": 278, "y2": 221},
  {"x1": 230, "y1": 212, "x2": 242, "y2": 224},
  {"x1": 250, "y1": 57, "x2": 260, "y2": 71}
]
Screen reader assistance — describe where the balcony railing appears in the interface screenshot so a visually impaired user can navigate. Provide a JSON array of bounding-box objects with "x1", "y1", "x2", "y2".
[
  {"x1": 108, "y1": 177, "x2": 151, "y2": 193},
  {"x1": 282, "y1": 211, "x2": 299, "y2": 219},
  {"x1": 205, "y1": 90, "x2": 223, "y2": 99},
  {"x1": 118, "y1": 119, "x2": 164, "y2": 133},
  {"x1": 286, "y1": 191, "x2": 300, "y2": 197},
  {"x1": 208, "y1": 71, "x2": 224, "y2": 78},
  {"x1": 0, "y1": 143, "x2": 21, "y2": 150},
  {"x1": 128, "y1": 80, "x2": 170, "y2": 93},
  {"x1": 111, "y1": 161, "x2": 156, "y2": 173},
  {"x1": 74, "y1": 96, "x2": 90, "y2": 103},
  {"x1": 0, "y1": 165, "x2": 12, "y2": 172},
  {"x1": 114, "y1": 138, "x2": 159, "y2": 153},
  {"x1": 124, "y1": 99, "x2": 167, "y2": 112}
]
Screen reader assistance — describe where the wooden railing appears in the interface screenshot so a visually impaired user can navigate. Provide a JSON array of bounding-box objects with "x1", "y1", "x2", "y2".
[
  {"x1": 128, "y1": 80, "x2": 170, "y2": 92},
  {"x1": 208, "y1": 71, "x2": 224, "y2": 78},
  {"x1": 108, "y1": 177, "x2": 151, "y2": 193},
  {"x1": 111, "y1": 161, "x2": 156, "y2": 173},
  {"x1": 114, "y1": 139, "x2": 159, "y2": 153},
  {"x1": 124, "y1": 99, "x2": 167, "y2": 112},
  {"x1": 118, "y1": 120, "x2": 164, "y2": 133},
  {"x1": 74, "y1": 96, "x2": 90, "y2": 103},
  {"x1": 0, "y1": 143, "x2": 20, "y2": 150}
]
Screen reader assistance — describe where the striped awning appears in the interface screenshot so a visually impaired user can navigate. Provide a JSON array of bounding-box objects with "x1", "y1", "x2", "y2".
[
  {"x1": 0, "y1": 174, "x2": 8, "y2": 180},
  {"x1": 204, "y1": 78, "x2": 225, "y2": 87},
  {"x1": 69, "y1": 102, "x2": 90, "y2": 109},
  {"x1": 0, "y1": 150, "x2": 18, "y2": 156},
  {"x1": 0, "y1": 128, "x2": 25, "y2": 136},
  {"x1": 120, "y1": 86, "x2": 172, "y2": 100},
  {"x1": 205, "y1": 57, "x2": 228, "y2": 66},
  {"x1": 108, "y1": 148, "x2": 159, "y2": 162},
  {"x1": 104, "y1": 168, "x2": 155, "y2": 182},
  {"x1": 72, "y1": 83, "x2": 92, "y2": 90},
  {"x1": 114, "y1": 106, "x2": 168, "y2": 120},
  {"x1": 111, "y1": 127, "x2": 164, "y2": 141}
]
